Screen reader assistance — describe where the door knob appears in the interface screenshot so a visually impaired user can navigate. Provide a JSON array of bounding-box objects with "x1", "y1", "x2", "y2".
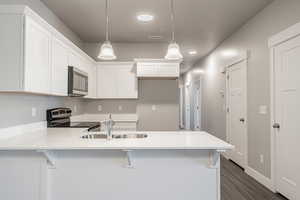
[
  {"x1": 239, "y1": 118, "x2": 245, "y2": 122},
  {"x1": 273, "y1": 123, "x2": 280, "y2": 129}
]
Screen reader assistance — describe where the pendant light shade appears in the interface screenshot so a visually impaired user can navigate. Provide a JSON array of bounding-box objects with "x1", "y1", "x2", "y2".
[
  {"x1": 165, "y1": 42, "x2": 183, "y2": 60},
  {"x1": 165, "y1": 0, "x2": 182, "y2": 60},
  {"x1": 98, "y1": 41, "x2": 116, "y2": 60},
  {"x1": 97, "y1": 0, "x2": 116, "y2": 60}
]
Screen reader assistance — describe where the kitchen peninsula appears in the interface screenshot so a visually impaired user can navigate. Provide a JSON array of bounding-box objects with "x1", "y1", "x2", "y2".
[{"x1": 0, "y1": 126, "x2": 232, "y2": 200}]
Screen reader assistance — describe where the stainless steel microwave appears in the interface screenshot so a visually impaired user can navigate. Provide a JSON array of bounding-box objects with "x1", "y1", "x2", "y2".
[{"x1": 68, "y1": 66, "x2": 88, "y2": 97}]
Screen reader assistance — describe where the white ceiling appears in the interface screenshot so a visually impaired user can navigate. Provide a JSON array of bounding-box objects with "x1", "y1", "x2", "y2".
[{"x1": 42, "y1": 0, "x2": 273, "y2": 71}]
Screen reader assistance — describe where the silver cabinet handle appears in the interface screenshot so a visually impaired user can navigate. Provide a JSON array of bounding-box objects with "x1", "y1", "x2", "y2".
[{"x1": 273, "y1": 123, "x2": 280, "y2": 129}]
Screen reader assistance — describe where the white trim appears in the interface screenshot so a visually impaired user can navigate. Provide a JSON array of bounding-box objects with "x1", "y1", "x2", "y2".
[
  {"x1": 245, "y1": 166, "x2": 275, "y2": 192},
  {"x1": 269, "y1": 46, "x2": 277, "y2": 193},
  {"x1": 269, "y1": 21, "x2": 300, "y2": 47},
  {"x1": 225, "y1": 50, "x2": 248, "y2": 169},
  {"x1": 134, "y1": 58, "x2": 182, "y2": 64},
  {"x1": 0, "y1": 121, "x2": 47, "y2": 139},
  {"x1": 225, "y1": 51, "x2": 248, "y2": 68},
  {"x1": 96, "y1": 61, "x2": 135, "y2": 66}
]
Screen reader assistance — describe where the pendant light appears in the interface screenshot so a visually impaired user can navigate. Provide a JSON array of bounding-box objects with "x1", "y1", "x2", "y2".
[
  {"x1": 98, "y1": 0, "x2": 116, "y2": 60},
  {"x1": 165, "y1": 0, "x2": 183, "y2": 60}
]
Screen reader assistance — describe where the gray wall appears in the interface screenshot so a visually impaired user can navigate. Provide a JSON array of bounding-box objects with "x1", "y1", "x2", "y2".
[
  {"x1": 84, "y1": 80, "x2": 180, "y2": 131},
  {"x1": 184, "y1": 0, "x2": 300, "y2": 178},
  {"x1": 0, "y1": 94, "x2": 84, "y2": 129},
  {"x1": 83, "y1": 43, "x2": 180, "y2": 131},
  {"x1": 0, "y1": 0, "x2": 83, "y2": 48}
]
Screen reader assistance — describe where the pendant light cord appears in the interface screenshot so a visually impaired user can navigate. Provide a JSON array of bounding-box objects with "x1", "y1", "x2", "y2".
[
  {"x1": 105, "y1": 0, "x2": 109, "y2": 41},
  {"x1": 170, "y1": 0, "x2": 175, "y2": 42}
]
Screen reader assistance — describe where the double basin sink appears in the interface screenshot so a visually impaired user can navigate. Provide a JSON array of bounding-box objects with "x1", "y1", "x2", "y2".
[{"x1": 81, "y1": 133, "x2": 148, "y2": 139}]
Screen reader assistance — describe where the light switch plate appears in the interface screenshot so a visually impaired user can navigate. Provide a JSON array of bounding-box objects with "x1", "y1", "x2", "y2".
[
  {"x1": 152, "y1": 105, "x2": 157, "y2": 111},
  {"x1": 74, "y1": 105, "x2": 77, "y2": 113},
  {"x1": 118, "y1": 105, "x2": 123, "y2": 111},
  {"x1": 259, "y1": 105, "x2": 267, "y2": 115},
  {"x1": 260, "y1": 154, "x2": 264, "y2": 164},
  {"x1": 98, "y1": 105, "x2": 102, "y2": 112},
  {"x1": 31, "y1": 107, "x2": 37, "y2": 117}
]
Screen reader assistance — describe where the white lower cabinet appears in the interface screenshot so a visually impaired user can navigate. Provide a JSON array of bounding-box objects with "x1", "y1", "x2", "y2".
[
  {"x1": 0, "y1": 151, "x2": 44, "y2": 200},
  {"x1": 97, "y1": 62, "x2": 138, "y2": 99},
  {"x1": 0, "y1": 150, "x2": 219, "y2": 200}
]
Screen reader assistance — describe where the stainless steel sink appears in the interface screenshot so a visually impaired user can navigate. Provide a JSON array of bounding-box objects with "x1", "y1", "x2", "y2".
[
  {"x1": 81, "y1": 133, "x2": 148, "y2": 139},
  {"x1": 113, "y1": 134, "x2": 148, "y2": 139}
]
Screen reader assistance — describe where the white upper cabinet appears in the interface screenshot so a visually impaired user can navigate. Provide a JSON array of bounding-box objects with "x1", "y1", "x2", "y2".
[
  {"x1": 135, "y1": 59, "x2": 180, "y2": 78},
  {"x1": 51, "y1": 37, "x2": 68, "y2": 96},
  {"x1": 24, "y1": 16, "x2": 52, "y2": 94},
  {"x1": 97, "y1": 63, "x2": 138, "y2": 99},
  {"x1": 0, "y1": 6, "x2": 96, "y2": 96}
]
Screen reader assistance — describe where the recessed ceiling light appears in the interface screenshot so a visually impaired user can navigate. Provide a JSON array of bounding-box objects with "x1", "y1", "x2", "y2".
[
  {"x1": 137, "y1": 14, "x2": 154, "y2": 22},
  {"x1": 188, "y1": 50, "x2": 197, "y2": 55}
]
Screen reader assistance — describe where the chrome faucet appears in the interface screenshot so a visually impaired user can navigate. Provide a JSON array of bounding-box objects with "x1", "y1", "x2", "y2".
[{"x1": 101, "y1": 114, "x2": 115, "y2": 140}]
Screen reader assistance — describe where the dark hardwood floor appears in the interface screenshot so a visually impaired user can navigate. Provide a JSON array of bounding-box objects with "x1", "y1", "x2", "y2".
[{"x1": 221, "y1": 157, "x2": 288, "y2": 200}]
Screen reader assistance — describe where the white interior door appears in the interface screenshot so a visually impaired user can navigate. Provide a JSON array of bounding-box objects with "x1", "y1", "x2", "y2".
[
  {"x1": 193, "y1": 80, "x2": 201, "y2": 130},
  {"x1": 273, "y1": 35, "x2": 300, "y2": 200},
  {"x1": 185, "y1": 84, "x2": 191, "y2": 130},
  {"x1": 227, "y1": 60, "x2": 247, "y2": 168}
]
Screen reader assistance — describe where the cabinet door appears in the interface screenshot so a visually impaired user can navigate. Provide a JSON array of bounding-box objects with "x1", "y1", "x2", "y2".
[
  {"x1": 90, "y1": 64, "x2": 97, "y2": 98},
  {"x1": 24, "y1": 16, "x2": 51, "y2": 94},
  {"x1": 136, "y1": 63, "x2": 157, "y2": 77},
  {"x1": 51, "y1": 37, "x2": 68, "y2": 96},
  {"x1": 97, "y1": 66, "x2": 117, "y2": 98},
  {"x1": 68, "y1": 50, "x2": 82, "y2": 70},
  {"x1": 117, "y1": 65, "x2": 138, "y2": 98},
  {"x1": 136, "y1": 62, "x2": 180, "y2": 78},
  {"x1": 157, "y1": 63, "x2": 180, "y2": 77},
  {"x1": 85, "y1": 63, "x2": 97, "y2": 98}
]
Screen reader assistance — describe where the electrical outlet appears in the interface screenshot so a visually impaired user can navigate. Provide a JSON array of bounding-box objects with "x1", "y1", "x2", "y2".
[
  {"x1": 118, "y1": 105, "x2": 123, "y2": 111},
  {"x1": 260, "y1": 154, "x2": 264, "y2": 164},
  {"x1": 98, "y1": 105, "x2": 102, "y2": 112},
  {"x1": 74, "y1": 105, "x2": 77, "y2": 113},
  {"x1": 152, "y1": 105, "x2": 157, "y2": 111},
  {"x1": 31, "y1": 107, "x2": 37, "y2": 117}
]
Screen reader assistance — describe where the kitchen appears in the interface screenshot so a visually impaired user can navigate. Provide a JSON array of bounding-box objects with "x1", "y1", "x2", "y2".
[{"x1": 1, "y1": 0, "x2": 300, "y2": 200}]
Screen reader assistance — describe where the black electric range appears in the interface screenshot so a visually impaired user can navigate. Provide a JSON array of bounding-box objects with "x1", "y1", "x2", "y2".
[{"x1": 46, "y1": 108, "x2": 100, "y2": 129}]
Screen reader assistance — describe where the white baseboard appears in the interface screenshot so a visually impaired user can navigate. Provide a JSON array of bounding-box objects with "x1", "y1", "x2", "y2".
[
  {"x1": 0, "y1": 121, "x2": 47, "y2": 139},
  {"x1": 245, "y1": 166, "x2": 275, "y2": 192}
]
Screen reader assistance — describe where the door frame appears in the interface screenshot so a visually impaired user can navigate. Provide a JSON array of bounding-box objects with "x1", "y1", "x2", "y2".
[
  {"x1": 225, "y1": 51, "x2": 248, "y2": 169},
  {"x1": 269, "y1": 22, "x2": 300, "y2": 193}
]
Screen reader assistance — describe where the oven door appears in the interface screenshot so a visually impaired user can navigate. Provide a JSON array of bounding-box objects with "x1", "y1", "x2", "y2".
[{"x1": 68, "y1": 66, "x2": 88, "y2": 96}]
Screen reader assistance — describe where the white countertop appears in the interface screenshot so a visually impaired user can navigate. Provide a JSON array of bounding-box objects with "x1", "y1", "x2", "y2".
[{"x1": 0, "y1": 128, "x2": 233, "y2": 150}]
